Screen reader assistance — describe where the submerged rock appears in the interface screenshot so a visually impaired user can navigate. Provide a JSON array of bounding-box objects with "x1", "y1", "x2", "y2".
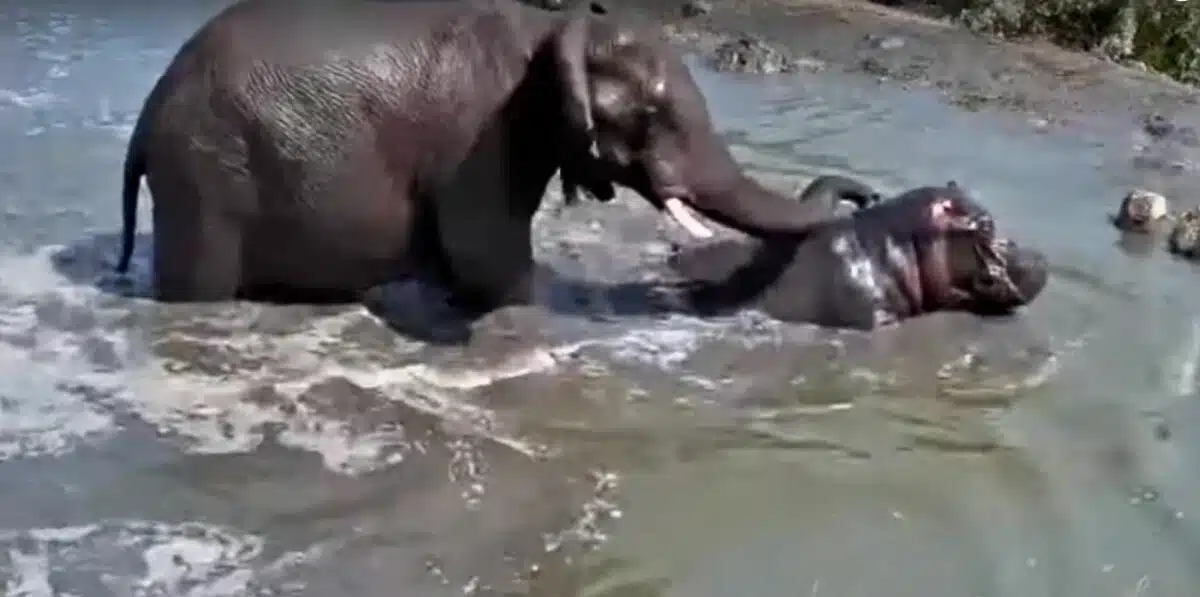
[
  {"x1": 1142, "y1": 112, "x2": 1200, "y2": 147},
  {"x1": 706, "y1": 35, "x2": 798, "y2": 74}
]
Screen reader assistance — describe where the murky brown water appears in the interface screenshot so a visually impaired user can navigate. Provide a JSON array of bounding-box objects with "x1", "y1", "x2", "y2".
[{"x1": 1, "y1": 2, "x2": 1199, "y2": 596}]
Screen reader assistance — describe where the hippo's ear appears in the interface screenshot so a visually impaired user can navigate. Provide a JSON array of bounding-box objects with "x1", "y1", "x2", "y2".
[
  {"x1": 554, "y1": 8, "x2": 599, "y2": 159},
  {"x1": 946, "y1": 180, "x2": 959, "y2": 189}
]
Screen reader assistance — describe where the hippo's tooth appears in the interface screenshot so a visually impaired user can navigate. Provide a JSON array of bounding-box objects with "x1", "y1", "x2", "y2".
[{"x1": 664, "y1": 197, "x2": 714, "y2": 239}]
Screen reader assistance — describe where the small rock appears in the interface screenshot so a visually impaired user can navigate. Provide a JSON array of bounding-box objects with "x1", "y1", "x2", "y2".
[
  {"x1": 1142, "y1": 113, "x2": 1200, "y2": 147},
  {"x1": 707, "y1": 35, "x2": 797, "y2": 75},
  {"x1": 680, "y1": 0, "x2": 711, "y2": 18},
  {"x1": 1143, "y1": 113, "x2": 1174, "y2": 138},
  {"x1": 1113, "y1": 189, "x2": 1170, "y2": 233},
  {"x1": 1168, "y1": 208, "x2": 1200, "y2": 259}
]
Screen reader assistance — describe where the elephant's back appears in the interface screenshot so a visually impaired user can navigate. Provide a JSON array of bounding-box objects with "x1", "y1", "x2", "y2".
[
  {"x1": 143, "y1": 0, "x2": 555, "y2": 171},
  {"x1": 157, "y1": 0, "x2": 554, "y2": 134},
  {"x1": 177, "y1": 0, "x2": 553, "y2": 73}
]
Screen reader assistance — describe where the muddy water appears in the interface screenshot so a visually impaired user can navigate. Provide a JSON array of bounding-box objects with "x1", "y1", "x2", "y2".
[{"x1": 2, "y1": 2, "x2": 1200, "y2": 597}]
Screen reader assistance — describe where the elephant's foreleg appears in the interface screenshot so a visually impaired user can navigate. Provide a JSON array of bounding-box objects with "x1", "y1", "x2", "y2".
[
  {"x1": 436, "y1": 200, "x2": 535, "y2": 313},
  {"x1": 433, "y1": 149, "x2": 539, "y2": 313}
]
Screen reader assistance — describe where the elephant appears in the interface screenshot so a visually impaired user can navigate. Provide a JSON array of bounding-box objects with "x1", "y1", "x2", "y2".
[
  {"x1": 664, "y1": 180, "x2": 1049, "y2": 330},
  {"x1": 114, "y1": 0, "x2": 853, "y2": 312}
]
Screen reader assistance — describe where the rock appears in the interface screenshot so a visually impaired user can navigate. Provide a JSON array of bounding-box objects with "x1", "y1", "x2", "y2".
[
  {"x1": 706, "y1": 35, "x2": 798, "y2": 74},
  {"x1": 1113, "y1": 188, "x2": 1170, "y2": 233},
  {"x1": 680, "y1": 0, "x2": 712, "y2": 18},
  {"x1": 1141, "y1": 112, "x2": 1200, "y2": 147},
  {"x1": 1143, "y1": 112, "x2": 1175, "y2": 138},
  {"x1": 1168, "y1": 209, "x2": 1200, "y2": 258}
]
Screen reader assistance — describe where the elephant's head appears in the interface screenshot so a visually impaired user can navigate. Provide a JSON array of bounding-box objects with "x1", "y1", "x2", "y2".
[{"x1": 552, "y1": 10, "x2": 845, "y2": 239}]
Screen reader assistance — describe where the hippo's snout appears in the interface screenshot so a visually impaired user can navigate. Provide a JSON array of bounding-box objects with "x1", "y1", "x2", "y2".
[{"x1": 990, "y1": 240, "x2": 1048, "y2": 310}]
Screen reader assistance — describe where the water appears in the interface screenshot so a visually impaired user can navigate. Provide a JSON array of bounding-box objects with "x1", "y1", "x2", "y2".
[{"x1": 2, "y1": 2, "x2": 1199, "y2": 596}]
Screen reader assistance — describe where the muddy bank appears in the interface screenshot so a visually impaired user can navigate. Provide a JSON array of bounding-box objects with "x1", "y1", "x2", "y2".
[
  {"x1": 877, "y1": 0, "x2": 1199, "y2": 85},
  {"x1": 583, "y1": 0, "x2": 1198, "y2": 134}
]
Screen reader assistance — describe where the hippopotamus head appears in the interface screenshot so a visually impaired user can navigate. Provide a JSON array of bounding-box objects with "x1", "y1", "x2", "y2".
[
  {"x1": 877, "y1": 183, "x2": 1047, "y2": 316},
  {"x1": 663, "y1": 180, "x2": 1047, "y2": 329}
]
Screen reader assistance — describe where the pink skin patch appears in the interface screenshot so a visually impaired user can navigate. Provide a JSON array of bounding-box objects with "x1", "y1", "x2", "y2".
[{"x1": 928, "y1": 197, "x2": 979, "y2": 233}]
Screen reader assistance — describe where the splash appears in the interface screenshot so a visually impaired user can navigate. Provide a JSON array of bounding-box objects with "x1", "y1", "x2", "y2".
[
  {"x1": 0, "y1": 520, "x2": 318, "y2": 597},
  {"x1": 0, "y1": 244, "x2": 585, "y2": 474}
]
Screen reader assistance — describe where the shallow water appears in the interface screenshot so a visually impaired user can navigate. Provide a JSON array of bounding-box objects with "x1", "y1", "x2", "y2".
[{"x1": 2, "y1": 2, "x2": 1200, "y2": 596}]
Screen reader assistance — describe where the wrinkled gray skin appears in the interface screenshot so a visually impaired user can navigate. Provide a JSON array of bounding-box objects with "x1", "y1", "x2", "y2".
[
  {"x1": 667, "y1": 182, "x2": 1049, "y2": 330},
  {"x1": 115, "y1": 0, "x2": 849, "y2": 311}
]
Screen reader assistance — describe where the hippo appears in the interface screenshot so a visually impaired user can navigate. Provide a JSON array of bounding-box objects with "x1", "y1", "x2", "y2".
[{"x1": 664, "y1": 181, "x2": 1049, "y2": 330}]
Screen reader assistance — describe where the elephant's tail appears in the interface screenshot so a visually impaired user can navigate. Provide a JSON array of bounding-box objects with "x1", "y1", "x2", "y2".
[{"x1": 115, "y1": 121, "x2": 146, "y2": 274}]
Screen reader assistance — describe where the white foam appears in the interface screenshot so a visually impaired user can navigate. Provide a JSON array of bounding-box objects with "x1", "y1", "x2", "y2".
[
  {"x1": 0, "y1": 89, "x2": 57, "y2": 110},
  {"x1": 122, "y1": 311, "x2": 568, "y2": 473},
  {"x1": 0, "y1": 520, "x2": 285, "y2": 597},
  {"x1": 0, "y1": 281, "x2": 120, "y2": 460},
  {"x1": 0, "y1": 244, "x2": 579, "y2": 474}
]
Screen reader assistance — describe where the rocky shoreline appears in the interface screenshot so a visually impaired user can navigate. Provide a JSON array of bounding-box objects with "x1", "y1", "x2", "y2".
[{"x1": 562, "y1": 0, "x2": 1199, "y2": 137}]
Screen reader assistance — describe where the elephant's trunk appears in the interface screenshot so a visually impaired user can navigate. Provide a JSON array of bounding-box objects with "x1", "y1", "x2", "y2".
[
  {"x1": 687, "y1": 174, "x2": 846, "y2": 239},
  {"x1": 654, "y1": 132, "x2": 847, "y2": 240}
]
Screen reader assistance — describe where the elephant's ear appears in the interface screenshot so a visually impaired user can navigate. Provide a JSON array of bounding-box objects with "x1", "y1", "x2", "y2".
[{"x1": 554, "y1": 8, "x2": 598, "y2": 158}]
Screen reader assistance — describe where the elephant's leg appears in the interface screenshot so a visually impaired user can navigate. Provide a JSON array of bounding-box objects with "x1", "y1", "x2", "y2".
[
  {"x1": 436, "y1": 205, "x2": 535, "y2": 313},
  {"x1": 151, "y1": 196, "x2": 245, "y2": 303},
  {"x1": 432, "y1": 123, "x2": 541, "y2": 313}
]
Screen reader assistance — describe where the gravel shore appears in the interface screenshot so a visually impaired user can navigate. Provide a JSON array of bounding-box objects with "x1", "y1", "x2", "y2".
[{"x1": 599, "y1": 0, "x2": 1199, "y2": 137}]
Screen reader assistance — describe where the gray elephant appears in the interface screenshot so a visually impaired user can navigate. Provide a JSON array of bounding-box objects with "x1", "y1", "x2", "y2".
[
  {"x1": 115, "y1": 0, "x2": 850, "y2": 311},
  {"x1": 665, "y1": 181, "x2": 1049, "y2": 329}
]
